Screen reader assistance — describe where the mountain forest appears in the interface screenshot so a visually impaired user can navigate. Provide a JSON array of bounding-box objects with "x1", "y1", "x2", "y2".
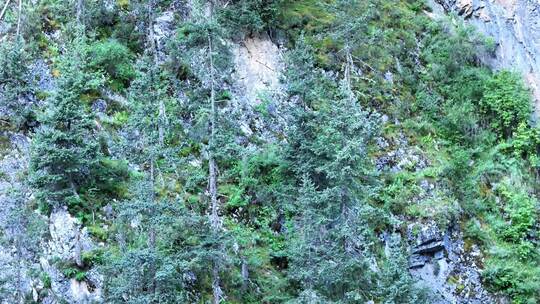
[{"x1": 0, "y1": 0, "x2": 539, "y2": 303}]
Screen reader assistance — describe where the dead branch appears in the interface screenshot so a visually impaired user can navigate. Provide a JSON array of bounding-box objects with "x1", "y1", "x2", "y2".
[{"x1": 0, "y1": 0, "x2": 12, "y2": 21}]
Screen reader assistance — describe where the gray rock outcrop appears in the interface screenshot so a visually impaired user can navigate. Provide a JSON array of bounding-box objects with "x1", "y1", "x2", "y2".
[
  {"x1": 0, "y1": 127, "x2": 102, "y2": 303},
  {"x1": 407, "y1": 222, "x2": 504, "y2": 304}
]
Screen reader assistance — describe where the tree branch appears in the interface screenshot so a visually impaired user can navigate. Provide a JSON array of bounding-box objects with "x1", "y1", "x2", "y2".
[{"x1": 0, "y1": 0, "x2": 12, "y2": 21}]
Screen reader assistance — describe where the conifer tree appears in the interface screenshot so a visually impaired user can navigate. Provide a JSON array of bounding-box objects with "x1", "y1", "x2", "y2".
[
  {"x1": 103, "y1": 180, "x2": 197, "y2": 303},
  {"x1": 377, "y1": 235, "x2": 428, "y2": 302},
  {"x1": 29, "y1": 32, "x2": 103, "y2": 212},
  {"x1": 285, "y1": 40, "x2": 423, "y2": 302},
  {"x1": 286, "y1": 84, "x2": 381, "y2": 301},
  {"x1": 170, "y1": 1, "x2": 234, "y2": 302},
  {"x1": 107, "y1": 53, "x2": 171, "y2": 301},
  {"x1": 0, "y1": 182, "x2": 45, "y2": 302},
  {"x1": 0, "y1": 38, "x2": 34, "y2": 128}
]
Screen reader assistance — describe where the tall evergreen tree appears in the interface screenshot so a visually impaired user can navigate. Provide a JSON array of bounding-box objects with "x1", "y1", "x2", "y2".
[
  {"x1": 170, "y1": 1, "x2": 235, "y2": 302},
  {"x1": 286, "y1": 85, "x2": 381, "y2": 302},
  {"x1": 376, "y1": 235, "x2": 428, "y2": 303},
  {"x1": 29, "y1": 32, "x2": 103, "y2": 212},
  {"x1": 285, "y1": 40, "x2": 424, "y2": 303},
  {"x1": 0, "y1": 179, "x2": 46, "y2": 302},
  {"x1": 105, "y1": 53, "x2": 174, "y2": 302},
  {"x1": 103, "y1": 180, "x2": 197, "y2": 303}
]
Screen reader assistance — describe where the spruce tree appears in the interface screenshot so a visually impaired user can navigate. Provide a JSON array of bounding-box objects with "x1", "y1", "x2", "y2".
[
  {"x1": 103, "y1": 180, "x2": 198, "y2": 304},
  {"x1": 286, "y1": 84, "x2": 381, "y2": 301},
  {"x1": 29, "y1": 32, "x2": 103, "y2": 212},
  {"x1": 0, "y1": 181, "x2": 46, "y2": 302},
  {"x1": 105, "y1": 53, "x2": 171, "y2": 302},
  {"x1": 0, "y1": 38, "x2": 34, "y2": 128},
  {"x1": 285, "y1": 40, "x2": 423, "y2": 302},
  {"x1": 170, "y1": 1, "x2": 235, "y2": 302}
]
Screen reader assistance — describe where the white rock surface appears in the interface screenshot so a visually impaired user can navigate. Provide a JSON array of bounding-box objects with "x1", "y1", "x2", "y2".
[{"x1": 232, "y1": 34, "x2": 284, "y2": 104}]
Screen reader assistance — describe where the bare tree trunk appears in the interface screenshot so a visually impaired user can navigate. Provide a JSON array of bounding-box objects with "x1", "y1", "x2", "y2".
[
  {"x1": 208, "y1": 29, "x2": 222, "y2": 304},
  {"x1": 75, "y1": 0, "x2": 84, "y2": 25},
  {"x1": 15, "y1": 235, "x2": 22, "y2": 304},
  {"x1": 15, "y1": 0, "x2": 21, "y2": 37},
  {"x1": 212, "y1": 265, "x2": 223, "y2": 304},
  {"x1": 158, "y1": 101, "x2": 166, "y2": 146},
  {"x1": 148, "y1": 155, "x2": 157, "y2": 295},
  {"x1": 209, "y1": 159, "x2": 218, "y2": 227},
  {"x1": 74, "y1": 229, "x2": 83, "y2": 267},
  {"x1": 344, "y1": 45, "x2": 355, "y2": 102},
  {"x1": 69, "y1": 177, "x2": 80, "y2": 199},
  {"x1": 147, "y1": 0, "x2": 166, "y2": 149},
  {"x1": 145, "y1": 1, "x2": 159, "y2": 297},
  {"x1": 207, "y1": 1, "x2": 219, "y2": 230},
  {"x1": 149, "y1": 153, "x2": 156, "y2": 234},
  {"x1": 207, "y1": 3, "x2": 223, "y2": 302},
  {"x1": 241, "y1": 257, "x2": 249, "y2": 292}
]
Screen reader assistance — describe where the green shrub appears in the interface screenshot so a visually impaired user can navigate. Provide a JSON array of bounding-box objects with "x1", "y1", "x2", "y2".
[
  {"x1": 82, "y1": 248, "x2": 105, "y2": 266},
  {"x1": 483, "y1": 256, "x2": 540, "y2": 303},
  {"x1": 463, "y1": 219, "x2": 489, "y2": 246},
  {"x1": 60, "y1": 265, "x2": 87, "y2": 281},
  {"x1": 480, "y1": 71, "x2": 532, "y2": 138},
  {"x1": 75, "y1": 271, "x2": 87, "y2": 281},
  {"x1": 88, "y1": 39, "x2": 135, "y2": 88},
  {"x1": 41, "y1": 272, "x2": 52, "y2": 289},
  {"x1": 497, "y1": 185, "x2": 536, "y2": 243},
  {"x1": 88, "y1": 225, "x2": 108, "y2": 241},
  {"x1": 0, "y1": 39, "x2": 35, "y2": 129},
  {"x1": 218, "y1": 0, "x2": 282, "y2": 35},
  {"x1": 509, "y1": 122, "x2": 540, "y2": 166}
]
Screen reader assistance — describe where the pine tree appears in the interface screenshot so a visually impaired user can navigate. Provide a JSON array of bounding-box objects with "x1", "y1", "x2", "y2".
[
  {"x1": 104, "y1": 21, "x2": 226, "y2": 301},
  {"x1": 0, "y1": 182, "x2": 46, "y2": 302},
  {"x1": 377, "y1": 234, "x2": 428, "y2": 303},
  {"x1": 282, "y1": 27, "x2": 432, "y2": 300},
  {"x1": 106, "y1": 53, "x2": 172, "y2": 302},
  {"x1": 29, "y1": 32, "x2": 103, "y2": 212},
  {"x1": 284, "y1": 40, "x2": 423, "y2": 302}
]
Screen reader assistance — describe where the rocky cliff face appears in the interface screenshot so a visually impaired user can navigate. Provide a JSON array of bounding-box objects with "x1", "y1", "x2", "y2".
[
  {"x1": 0, "y1": 132, "x2": 103, "y2": 304},
  {"x1": 406, "y1": 223, "x2": 503, "y2": 304},
  {"x1": 0, "y1": 11, "x2": 286, "y2": 303},
  {"x1": 430, "y1": 0, "x2": 540, "y2": 115},
  {"x1": 376, "y1": 130, "x2": 505, "y2": 303},
  {"x1": 1, "y1": 0, "x2": 539, "y2": 302}
]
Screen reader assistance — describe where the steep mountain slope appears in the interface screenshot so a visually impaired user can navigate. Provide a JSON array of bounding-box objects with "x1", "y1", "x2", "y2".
[
  {"x1": 0, "y1": 0, "x2": 539, "y2": 303},
  {"x1": 431, "y1": 0, "x2": 540, "y2": 113}
]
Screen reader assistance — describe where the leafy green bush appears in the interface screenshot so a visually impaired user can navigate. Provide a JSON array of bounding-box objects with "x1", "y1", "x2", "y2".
[
  {"x1": 509, "y1": 122, "x2": 540, "y2": 166},
  {"x1": 82, "y1": 249, "x2": 105, "y2": 266},
  {"x1": 497, "y1": 185, "x2": 536, "y2": 243},
  {"x1": 463, "y1": 219, "x2": 489, "y2": 245},
  {"x1": 59, "y1": 263, "x2": 87, "y2": 281},
  {"x1": 480, "y1": 71, "x2": 531, "y2": 138},
  {"x1": 88, "y1": 224, "x2": 108, "y2": 241},
  {"x1": 41, "y1": 272, "x2": 52, "y2": 289},
  {"x1": 88, "y1": 39, "x2": 135, "y2": 89},
  {"x1": 483, "y1": 254, "x2": 540, "y2": 304}
]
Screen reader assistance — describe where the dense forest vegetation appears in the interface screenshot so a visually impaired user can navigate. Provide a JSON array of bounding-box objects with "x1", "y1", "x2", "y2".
[{"x1": 0, "y1": 0, "x2": 539, "y2": 303}]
